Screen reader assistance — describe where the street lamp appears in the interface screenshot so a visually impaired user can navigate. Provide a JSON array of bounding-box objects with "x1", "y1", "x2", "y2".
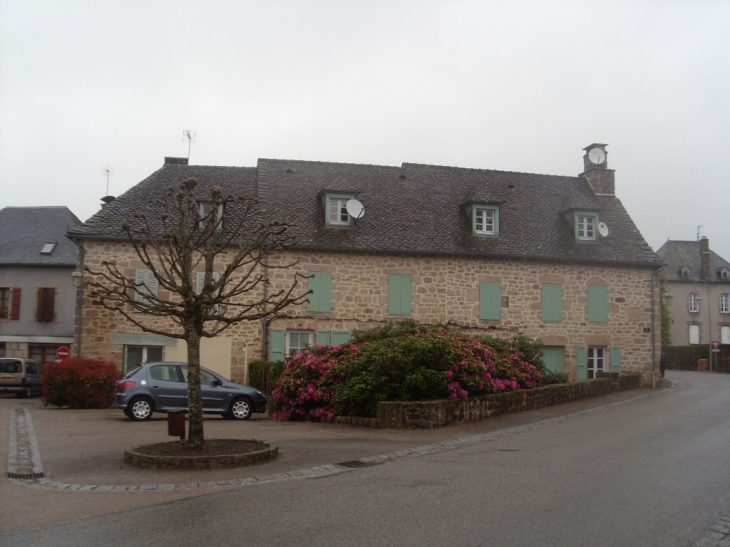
[{"x1": 693, "y1": 279, "x2": 713, "y2": 372}]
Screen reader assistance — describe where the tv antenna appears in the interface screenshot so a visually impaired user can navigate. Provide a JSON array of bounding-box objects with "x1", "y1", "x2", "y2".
[
  {"x1": 183, "y1": 130, "x2": 196, "y2": 161},
  {"x1": 696, "y1": 225, "x2": 703, "y2": 241},
  {"x1": 101, "y1": 166, "x2": 113, "y2": 196}
]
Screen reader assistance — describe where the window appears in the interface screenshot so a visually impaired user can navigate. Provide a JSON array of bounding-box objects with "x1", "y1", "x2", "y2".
[
  {"x1": 28, "y1": 344, "x2": 60, "y2": 365},
  {"x1": 689, "y1": 293, "x2": 700, "y2": 313},
  {"x1": 721, "y1": 294, "x2": 729, "y2": 314},
  {"x1": 198, "y1": 202, "x2": 223, "y2": 231},
  {"x1": 326, "y1": 194, "x2": 354, "y2": 226},
  {"x1": 721, "y1": 326, "x2": 730, "y2": 345},
  {"x1": 36, "y1": 288, "x2": 55, "y2": 322},
  {"x1": 689, "y1": 324, "x2": 700, "y2": 345},
  {"x1": 479, "y1": 281, "x2": 502, "y2": 321},
  {"x1": 124, "y1": 345, "x2": 164, "y2": 373},
  {"x1": 681, "y1": 267, "x2": 691, "y2": 279},
  {"x1": 587, "y1": 285, "x2": 609, "y2": 323},
  {"x1": 0, "y1": 288, "x2": 8, "y2": 319},
  {"x1": 388, "y1": 275, "x2": 412, "y2": 315},
  {"x1": 541, "y1": 284, "x2": 563, "y2": 322},
  {"x1": 316, "y1": 330, "x2": 352, "y2": 346},
  {"x1": 150, "y1": 364, "x2": 183, "y2": 382},
  {"x1": 576, "y1": 213, "x2": 598, "y2": 241},
  {"x1": 134, "y1": 269, "x2": 159, "y2": 311},
  {"x1": 287, "y1": 331, "x2": 312, "y2": 356},
  {"x1": 41, "y1": 242, "x2": 56, "y2": 254},
  {"x1": 195, "y1": 271, "x2": 221, "y2": 313},
  {"x1": 307, "y1": 272, "x2": 333, "y2": 313},
  {"x1": 473, "y1": 206, "x2": 499, "y2": 235},
  {"x1": 587, "y1": 347, "x2": 605, "y2": 379},
  {"x1": 719, "y1": 268, "x2": 730, "y2": 280}
]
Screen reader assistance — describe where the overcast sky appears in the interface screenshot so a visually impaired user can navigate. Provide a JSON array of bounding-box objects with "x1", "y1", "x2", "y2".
[{"x1": 1, "y1": 1, "x2": 728, "y2": 260}]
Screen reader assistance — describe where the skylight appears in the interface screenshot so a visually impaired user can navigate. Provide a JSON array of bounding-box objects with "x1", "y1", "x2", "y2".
[{"x1": 41, "y1": 242, "x2": 56, "y2": 254}]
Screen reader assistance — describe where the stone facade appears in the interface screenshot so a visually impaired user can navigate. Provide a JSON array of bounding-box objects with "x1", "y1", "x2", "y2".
[{"x1": 78, "y1": 240, "x2": 660, "y2": 386}]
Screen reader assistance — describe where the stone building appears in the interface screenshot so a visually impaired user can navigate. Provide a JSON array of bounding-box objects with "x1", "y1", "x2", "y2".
[
  {"x1": 68, "y1": 144, "x2": 663, "y2": 385},
  {"x1": 656, "y1": 238, "x2": 730, "y2": 348},
  {"x1": 0, "y1": 206, "x2": 81, "y2": 364}
]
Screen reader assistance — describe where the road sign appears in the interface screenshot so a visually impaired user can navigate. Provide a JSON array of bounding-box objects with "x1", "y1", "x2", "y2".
[
  {"x1": 56, "y1": 346, "x2": 71, "y2": 360},
  {"x1": 712, "y1": 341, "x2": 721, "y2": 350}
]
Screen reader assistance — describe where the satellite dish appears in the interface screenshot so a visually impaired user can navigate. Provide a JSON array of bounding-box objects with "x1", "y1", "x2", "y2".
[
  {"x1": 345, "y1": 199, "x2": 365, "y2": 219},
  {"x1": 598, "y1": 222, "x2": 609, "y2": 237}
]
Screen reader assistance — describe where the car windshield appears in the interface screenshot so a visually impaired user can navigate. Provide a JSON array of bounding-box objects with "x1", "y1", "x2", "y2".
[
  {"x1": 0, "y1": 359, "x2": 22, "y2": 373},
  {"x1": 123, "y1": 366, "x2": 143, "y2": 379}
]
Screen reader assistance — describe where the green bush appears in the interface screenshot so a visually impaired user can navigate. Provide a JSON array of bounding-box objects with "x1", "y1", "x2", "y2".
[
  {"x1": 247, "y1": 360, "x2": 284, "y2": 395},
  {"x1": 273, "y1": 322, "x2": 547, "y2": 420},
  {"x1": 42, "y1": 357, "x2": 119, "y2": 409}
]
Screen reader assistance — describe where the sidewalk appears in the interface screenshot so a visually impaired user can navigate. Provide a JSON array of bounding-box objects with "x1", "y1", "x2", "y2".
[{"x1": 1, "y1": 382, "x2": 673, "y2": 536}]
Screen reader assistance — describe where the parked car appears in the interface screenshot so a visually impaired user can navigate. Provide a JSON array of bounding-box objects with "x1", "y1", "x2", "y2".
[
  {"x1": 115, "y1": 362, "x2": 267, "y2": 421},
  {"x1": 0, "y1": 358, "x2": 43, "y2": 398}
]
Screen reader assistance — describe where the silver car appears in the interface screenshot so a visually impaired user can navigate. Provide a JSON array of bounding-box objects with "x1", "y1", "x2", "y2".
[
  {"x1": 0, "y1": 358, "x2": 43, "y2": 398},
  {"x1": 115, "y1": 362, "x2": 267, "y2": 421}
]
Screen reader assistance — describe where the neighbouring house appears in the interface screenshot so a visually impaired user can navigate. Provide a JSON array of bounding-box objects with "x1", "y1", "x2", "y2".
[
  {"x1": 656, "y1": 238, "x2": 730, "y2": 347},
  {"x1": 68, "y1": 144, "x2": 663, "y2": 385},
  {"x1": 0, "y1": 206, "x2": 81, "y2": 364}
]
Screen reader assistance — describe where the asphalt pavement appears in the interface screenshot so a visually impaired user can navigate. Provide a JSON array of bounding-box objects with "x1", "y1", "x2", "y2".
[{"x1": 1, "y1": 380, "x2": 672, "y2": 537}]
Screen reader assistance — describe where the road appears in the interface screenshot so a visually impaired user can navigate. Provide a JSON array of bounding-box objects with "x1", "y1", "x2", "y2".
[{"x1": 3, "y1": 371, "x2": 730, "y2": 547}]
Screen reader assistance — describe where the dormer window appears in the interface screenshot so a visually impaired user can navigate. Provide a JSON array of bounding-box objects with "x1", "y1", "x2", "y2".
[
  {"x1": 473, "y1": 205, "x2": 499, "y2": 236},
  {"x1": 719, "y1": 268, "x2": 730, "y2": 280},
  {"x1": 40, "y1": 242, "x2": 56, "y2": 254},
  {"x1": 326, "y1": 193, "x2": 355, "y2": 227},
  {"x1": 198, "y1": 202, "x2": 223, "y2": 231},
  {"x1": 681, "y1": 267, "x2": 691, "y2": 279},
  {"x1": 576, "y1": 213, "x2": 598, "y2": 241}
]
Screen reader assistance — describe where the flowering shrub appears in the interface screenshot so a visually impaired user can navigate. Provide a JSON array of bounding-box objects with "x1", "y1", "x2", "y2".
[
  {"x1": 273, "y1": 322, "x2": 547, "y2": 420},
  {"x1": 42, "y1": 357, "x2": 119, "y2": 409}
]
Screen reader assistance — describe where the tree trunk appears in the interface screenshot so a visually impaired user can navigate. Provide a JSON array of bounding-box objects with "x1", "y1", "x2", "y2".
[{"x1": 185, "y1": 328, "x2": 205, "y2": 448}]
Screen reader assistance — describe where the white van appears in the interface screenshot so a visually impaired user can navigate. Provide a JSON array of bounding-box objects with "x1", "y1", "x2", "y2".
[{"x1": 0, "y1": 358, "x2": 43, "y2": 398}]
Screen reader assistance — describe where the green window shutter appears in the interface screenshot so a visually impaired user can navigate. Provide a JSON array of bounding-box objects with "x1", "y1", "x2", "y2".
[
  {"x1": 269, "y1": 329, "x2": 285, "y2": 362},
  {"x1": 307, "y1": 272, "x2": 333, "y2": 312},
  {"x1": 331, "y1": 330, "x2": 351, "y2": 346},
  {"x1": 588, "y1": 285, "x2": 609, "y2": 323},
  {"x1": 388, "y1": 275, "x2": 412, "y2": 315},
  {"x1": 316, "y1": 330, "x2": 331, "y2": 346},
  {"x1": 134, "y1": 269, "x2": 147, "y2": 303},
  {"x1": 542, "y1": 284, "x2": 563, "y2": 322},
  {"x1": 610, "y1": 346, "x2": 621, "y2": 374},
  {"x1": 541, "y1": 346, "x2": 565, "y2": 373},
  {"x1": 479, "y1": 281, "x2": 502, "y2": 320},
  {"x1": 576, "y1": 345, "x2": 588, "y2": 381}
]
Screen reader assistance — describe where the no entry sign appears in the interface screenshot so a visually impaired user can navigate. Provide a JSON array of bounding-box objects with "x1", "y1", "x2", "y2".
[{"x1": 56, "y1": 346, "x2": 71, "y2": 360}]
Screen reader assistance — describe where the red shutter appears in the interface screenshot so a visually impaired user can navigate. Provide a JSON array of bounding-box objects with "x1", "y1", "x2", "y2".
[
  {"x1": 11, "y1": 288, "x2": 21, "y2": 320},
  {"x1": 36, "y1": 288, "x2": 55, "y2": 322}
]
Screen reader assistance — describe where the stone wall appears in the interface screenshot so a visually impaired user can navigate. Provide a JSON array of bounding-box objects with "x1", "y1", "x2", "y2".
[
  {"x1": 79, "y1": 240, "x2": 659, "y2": 385},
  {"x1": 375, "y1": 376, "x2": 640, "y2": 429}
]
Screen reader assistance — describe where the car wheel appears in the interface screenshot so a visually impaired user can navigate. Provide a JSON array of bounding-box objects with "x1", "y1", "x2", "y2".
[
  {"x1": 128, "y1": 397, "x2": 154, "y2": 421},
  {"x1": 228, "y1": 397, "x2": 252, "y2": 420}
]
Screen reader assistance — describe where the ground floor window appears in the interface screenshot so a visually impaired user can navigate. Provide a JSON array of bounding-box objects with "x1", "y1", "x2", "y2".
[
  {"x1": 0, "y1": 343, "x2": 5, "y2": 357},
  {"x1": 287, "y1": 331, "x2": 312, "y2": 356},
  {"x1": 587, "y1": 347, "x2": 605, "y2": 379},
  {"x1": 689, "y1": 324, "x2": 700, "y2": 345},
  {"x1": 28, "y1": 344, "x2": 62, "y2": 366},
  {"x1": 721, "y1": 326, "x2": 730, "y2": 345},
  {"x1": 124, "y1": 345, "x2": 164, "y2": 373}
]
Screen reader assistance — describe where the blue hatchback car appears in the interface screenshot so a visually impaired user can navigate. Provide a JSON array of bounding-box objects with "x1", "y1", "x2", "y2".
[{"x1": 116, "y1": 362, "x2": 267, "y2": 421}]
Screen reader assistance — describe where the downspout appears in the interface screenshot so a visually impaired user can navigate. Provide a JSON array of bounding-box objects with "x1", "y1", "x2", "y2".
[
  {"x1": 71, "y1": 241, "x2": 85, "y2": 357},
  {"x1": 651, "y1": 272, "x2": 657, "y2": 388},
  {"x1": 261, "y1": 253, "x2": 269, "y2": 360}
]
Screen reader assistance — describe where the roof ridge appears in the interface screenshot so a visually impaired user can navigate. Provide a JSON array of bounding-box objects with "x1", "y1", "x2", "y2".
[
  {"x1": 259, "y1": 158, "x2": 401, "y2": 169},
  {"x1": 401, "y1": 162, "x2": 580, "y2": 179}
]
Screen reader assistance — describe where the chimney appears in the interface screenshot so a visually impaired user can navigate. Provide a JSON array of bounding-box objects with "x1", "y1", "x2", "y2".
[
  {"x1": 165, "y1": 157, "x2": 189, "y2": 165},
  {"x1": 699, "y1": 237, "x2": 711, "y2": 280},
  {"x1": 580, "y1": 144, "x2": 615, "y2": 196}
]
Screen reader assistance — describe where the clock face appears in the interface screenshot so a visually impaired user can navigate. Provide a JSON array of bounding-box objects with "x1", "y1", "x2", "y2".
[{"x1": 588, "y1": 148, "x2": 606, "y2": 164}]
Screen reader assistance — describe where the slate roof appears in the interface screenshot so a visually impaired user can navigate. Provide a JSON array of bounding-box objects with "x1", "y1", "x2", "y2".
[
  {"x1": 69, "y1": 158, "x2": 661, "y2": 269},
  {"x1": 656, "y1": 240, "x2": 730, "y2": 282},
  {"x1": 0, "y1": 207, "x2": 81, "y2": 266}
]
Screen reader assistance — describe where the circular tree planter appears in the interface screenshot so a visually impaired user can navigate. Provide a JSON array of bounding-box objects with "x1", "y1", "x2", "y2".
[{"x1": 124, "y1": 439, "x2": 278, "y2": 469}]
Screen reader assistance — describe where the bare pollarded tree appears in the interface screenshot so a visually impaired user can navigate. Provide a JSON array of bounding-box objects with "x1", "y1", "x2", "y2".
[{"x1": 86, "y1": 177, "x2": 309, "y2": 448}]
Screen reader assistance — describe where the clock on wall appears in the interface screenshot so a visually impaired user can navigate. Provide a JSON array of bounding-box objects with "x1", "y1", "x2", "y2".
[{"x1": 588, "y1": 148, "x2": 606, "y2": 165}]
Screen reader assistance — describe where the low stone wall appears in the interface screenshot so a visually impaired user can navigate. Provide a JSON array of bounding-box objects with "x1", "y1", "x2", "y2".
[{"x1": 375, "y1": 375, "x2": 642, "y2": 429}]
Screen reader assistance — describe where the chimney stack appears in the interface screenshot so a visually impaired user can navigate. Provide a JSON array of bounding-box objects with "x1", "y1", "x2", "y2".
[
  {"x1": 699, "y1": 237, "x2": 711, "y2": 280},
  {"x1": 580, "y1": 144, "x2": 615, "y2": 196}
]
